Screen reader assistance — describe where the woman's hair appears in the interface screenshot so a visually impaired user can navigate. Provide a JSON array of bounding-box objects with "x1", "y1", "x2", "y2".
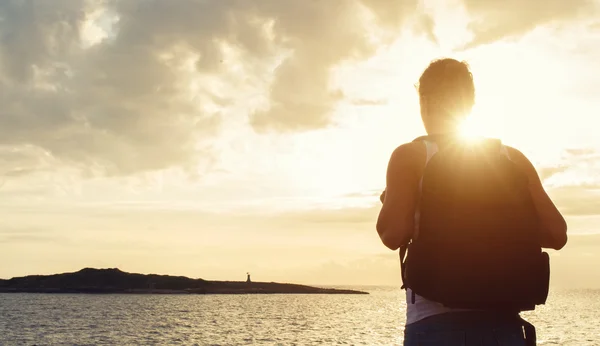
[{"x1": 417, "y1": 58, "x2": 475, "y2": 125}]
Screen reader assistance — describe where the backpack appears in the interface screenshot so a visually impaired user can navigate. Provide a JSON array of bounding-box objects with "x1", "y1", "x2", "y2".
[{"x1": 400, "y1": 135, "x2": 550, "y2": 312}]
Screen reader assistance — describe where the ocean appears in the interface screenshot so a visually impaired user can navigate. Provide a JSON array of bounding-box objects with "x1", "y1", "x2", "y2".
[{"x1": 0, "y1": 287, "x2": 598, "y2": 345}]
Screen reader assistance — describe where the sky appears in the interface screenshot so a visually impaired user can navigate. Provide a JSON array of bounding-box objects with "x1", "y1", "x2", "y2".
[{"x1": 1, "y1": 0, "x2": 600, "y2": 287}]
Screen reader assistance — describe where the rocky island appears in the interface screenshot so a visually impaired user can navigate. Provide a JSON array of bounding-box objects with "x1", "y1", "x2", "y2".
[{"x1": 0, "y1": 268, "x2": 368, "y2": 295}]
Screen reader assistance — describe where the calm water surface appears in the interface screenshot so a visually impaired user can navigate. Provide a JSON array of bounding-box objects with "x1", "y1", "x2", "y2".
[{"x1": 0, "y1": 287, "x2": 598, "y2": 345}]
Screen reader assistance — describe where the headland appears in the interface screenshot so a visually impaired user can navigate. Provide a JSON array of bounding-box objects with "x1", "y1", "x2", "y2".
[{"x1": 0, "y1": 268, "x2": 368, "y2": 295}]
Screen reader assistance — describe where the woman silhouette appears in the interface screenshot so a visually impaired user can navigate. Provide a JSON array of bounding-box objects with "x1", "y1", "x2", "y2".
[{"x1": 376, "y1": 58, "x2": 567, "y2": 346}]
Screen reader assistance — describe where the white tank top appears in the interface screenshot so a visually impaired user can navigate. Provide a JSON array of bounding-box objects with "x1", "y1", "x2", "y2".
[{"x1": 405, "y1": 140, "x2": 512, "y2": 325}]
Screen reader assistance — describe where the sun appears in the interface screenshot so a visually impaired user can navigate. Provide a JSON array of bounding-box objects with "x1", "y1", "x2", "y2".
[{"x1": 459, "y1": 115, "x2": 484, "y2": 139}]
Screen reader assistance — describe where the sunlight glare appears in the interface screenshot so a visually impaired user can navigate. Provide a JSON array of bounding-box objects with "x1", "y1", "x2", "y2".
[{"x1": 459, "y1": 115, "x2": 482, "y2": 139}]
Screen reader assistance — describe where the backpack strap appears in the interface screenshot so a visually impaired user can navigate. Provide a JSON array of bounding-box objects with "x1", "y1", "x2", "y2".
[
  {"x1": 416, "y1": 140, "x2": 437, "y2": 235},
  {"x1": 424, "y1": 140, "x2": 439, "y2": 165},
  {"x1": 500, "y1": 144, "x2": 511, "y2": 160},
  {"x1": 399, "y1": 246, "x2": 408, "y2": 288},
  {"x1": 399, "y1": 247, "x2": 416, "y2": 302},
  {"x1": 400, "y1": 138, "x2": 437, "y2": 293}
]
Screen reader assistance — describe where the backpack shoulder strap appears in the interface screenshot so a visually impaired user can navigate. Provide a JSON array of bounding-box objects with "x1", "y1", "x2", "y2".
[
  {"x1": 489, "y1": 138, "x2": 512, "y2": 161},
  {"x1": 500, "y1": 144, "x2": 511, "y2": 160},
  {"x1": 425, "y1": 140, "x2": 438, "y2": 165},
  {"x1": 412, "y1": 135, "x2": 439, "y2": 165},
  {"x1": 400, "y1": 138, "x2": 437, "y2": 294}
]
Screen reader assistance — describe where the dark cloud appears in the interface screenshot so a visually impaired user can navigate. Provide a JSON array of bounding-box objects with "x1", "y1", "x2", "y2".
[
  {"x1": 0, "y1": 0, "x2": 219, "y2": 176},
  {"x1": 461, "y1": 0, "x2": 598, "y2": 49},
  {"x1": 250, "y1": 0, "x2": 429, "y2": 132},
  {"x1": 0, "y1": 0, "x2": 429, "y2": 177}
]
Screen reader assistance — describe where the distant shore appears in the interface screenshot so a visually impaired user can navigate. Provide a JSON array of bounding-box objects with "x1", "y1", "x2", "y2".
[{"x1": 0, "y1": 268, "x2": 368, "y2": 295}]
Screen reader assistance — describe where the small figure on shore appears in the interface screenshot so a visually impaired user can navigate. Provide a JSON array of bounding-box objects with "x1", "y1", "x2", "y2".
[{"x1": 246, "y1": 272, "x2": 251, "y2": 283}]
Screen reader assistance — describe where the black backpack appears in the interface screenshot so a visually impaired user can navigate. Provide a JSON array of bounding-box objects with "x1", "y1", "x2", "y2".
[{"x1": 401, "y1": 135, "x2": 550, "y2": 312}]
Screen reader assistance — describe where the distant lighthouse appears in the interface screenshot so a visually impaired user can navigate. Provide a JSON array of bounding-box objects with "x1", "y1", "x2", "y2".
[{"x1": 246, "y1": 272, "x2": 251, "y2": 283}]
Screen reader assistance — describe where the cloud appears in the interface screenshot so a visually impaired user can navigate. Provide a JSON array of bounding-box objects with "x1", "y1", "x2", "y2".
[
  {"x1": 0, "y1": 225, "x2": 66, "y2": 244},
  {"x1": 537, "y1": 147, "x2": 600, "y2": 182},
  {"x1": 550, "y1": 186, "x2": 600, "y2": 217},
  {"x1": 0, "y1": 0, "x2": 220, "y2": 177},
  {"x1": 274, "y1": 205, "x2": 380, "y2": 227},
  {"x1": 549, "y1": 233, "x2": 600, "y2": 288},
  {"x1": 539, "y1": 165, "x2": 570, "y2": 182},
  {"x1": 0, "y1": 0, "x2": 430, "y2": 178},
  {"x1": 295, "y1": 255, "x2": 401, "y2": 285},
  {"x1": 565, "y1": 148, "x2": 598, "y2": 156},
  {"x1": 538, "y1": 148, "x2": 600, "y2": 216},
  {"x1": 461, "y1": 0, "x2": 598, "y2": 49},
  {"x1": 0, "y1": 234, "x2": 64, "y2": 244},
  {"x1": 591, "y1": 21, "x2": 600, "y2": 30},
  {"x1": 249, "y1": 0, "x2": 430, "y2": 132},
  {"x1": 349, "y1": 99, "x2": 389, "y2": 106},
  {"x1": 0, "y1": 146, "x2": 54, "y2": 178}
]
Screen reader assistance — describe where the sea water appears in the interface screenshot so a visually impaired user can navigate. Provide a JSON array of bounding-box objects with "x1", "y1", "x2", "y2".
[{"x1": 0, "y1": 287, "x2": 598, "y2": 345}]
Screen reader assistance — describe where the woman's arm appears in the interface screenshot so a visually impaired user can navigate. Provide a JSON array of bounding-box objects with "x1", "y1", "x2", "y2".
[
  {"x1": 376, "y1": 143, "x2": 423, "y2": 250},
  {"x1": 507, "y1": 146, "x2": 568, "y2": 250}
]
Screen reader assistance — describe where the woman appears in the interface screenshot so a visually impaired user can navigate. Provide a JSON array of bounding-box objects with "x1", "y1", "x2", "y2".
[{"x1": 376, "y1": 58, "x2": 567, "y2": 346}]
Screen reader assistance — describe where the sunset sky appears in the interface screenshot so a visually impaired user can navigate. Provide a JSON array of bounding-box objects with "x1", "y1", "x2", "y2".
[{"x1": 1, "y1": 0, "x2": 600, "y2": 287}]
